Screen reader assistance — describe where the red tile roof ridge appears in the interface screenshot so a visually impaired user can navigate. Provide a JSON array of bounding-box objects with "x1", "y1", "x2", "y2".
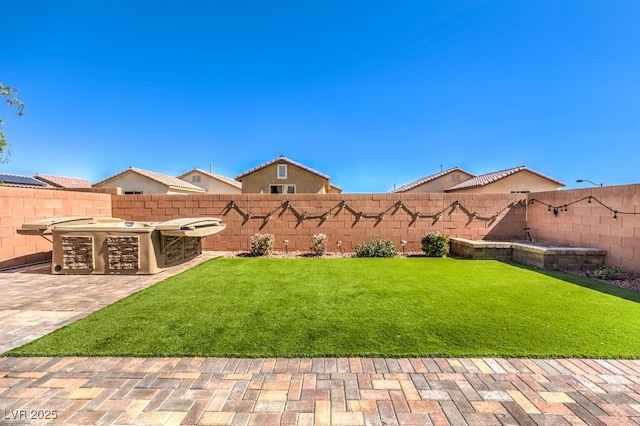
[{"x1": 35, "y1": 173, "x2": 92, "y2": 188}]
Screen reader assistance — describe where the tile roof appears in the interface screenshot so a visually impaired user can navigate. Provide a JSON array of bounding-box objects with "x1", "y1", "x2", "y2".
[
  {"x1": 445, "y1": 166, "x2": 565, "y2": 191},
  {"x1": 392, "y1": 167, "x2": 474, "y2": 193},
  {"x1": 35, "y1": 174, "x2": 92, "y2": 188},
  {"x1": 235, "y1": 156, "x2": 330, "y2": 180},
  {"x1": 0, "y1": 173, "x2": 51, "y2": 188},
  {"x1": 178, "y1": 168, "x2": 242, "y2": 189},
  {"x1": 95, "y1": 167, "x2": 206, "y2": 192}
]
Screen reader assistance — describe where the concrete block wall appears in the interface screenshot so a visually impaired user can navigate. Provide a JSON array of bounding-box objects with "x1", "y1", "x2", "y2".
[
  {"x1": 526, "y1": 185, "x2": 640, "y2": 272},
  {"x1": 3, "y1": 185, "x2": 639, "y2": 272},
  {"x1": 111, "y1": 193, "x2": 528, "y2": 252},
  {"x1": 0, "y1": 187, "x2": 113, "y2": 269}
]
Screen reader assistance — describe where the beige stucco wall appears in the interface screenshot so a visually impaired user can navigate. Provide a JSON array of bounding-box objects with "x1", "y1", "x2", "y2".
[
  {"x1": 95, "y1": 172, "x2": 200, "y2": 195},
  {"x1": 447, "y1": 170, "x2": 562, "y2": 194},
  {"x1": 180, "y1": 171, "x2": 241, "y2": 194},
  {"x1": 402, "y1": 171, "x2": 475, "y2": 193},
  {"x1": 240, "y1": 163, "x2": 328, "y2": 194}
]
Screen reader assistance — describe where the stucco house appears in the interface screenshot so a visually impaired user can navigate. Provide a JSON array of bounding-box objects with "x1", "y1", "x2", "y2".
[
  {"x1": 393, "y1": 166, "x2": 564, "y2": 194},
  {"x1": 178, "y1": 168, "x2": 242, "y2": 194},
  {"x1": 235, "y1": 156, "x2": 342, "y2": 194},
  {"x1": 445, "y1": 166, "x2": 564, "y2": 193},
  {"x1": 392, "y1": 167, "x2": 475, "y2": 193},
  {"x1": 94, "y1": 167, "x2": 206, "y2": 195}
]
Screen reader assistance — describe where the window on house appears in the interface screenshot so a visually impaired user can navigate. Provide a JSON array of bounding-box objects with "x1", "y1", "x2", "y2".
[
  {"x1": 192, "y1": 175, "x2": 201, "y2": 183},
  {"x1": 277, "y1": 164, "x2": 287, "y2": 179},
  {"x1": 124, "y1": 191, "x2": 143, "y2": 195},
  {"x1": 270, "y1": 184, "x2": 295, "y2": 194}
]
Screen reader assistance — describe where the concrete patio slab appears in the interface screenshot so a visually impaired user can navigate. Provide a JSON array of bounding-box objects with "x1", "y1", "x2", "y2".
[{"x1": 0, "y1": 252, "x2": 222, "y2": 354}]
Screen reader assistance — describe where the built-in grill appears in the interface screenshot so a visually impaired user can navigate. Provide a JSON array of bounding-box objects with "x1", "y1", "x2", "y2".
[{"x1": 17, "y1": 217, "x2": 226, "y2": 275}]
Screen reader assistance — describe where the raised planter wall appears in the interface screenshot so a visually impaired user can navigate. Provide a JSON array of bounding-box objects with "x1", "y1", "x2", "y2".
[
  {"x1": 450, "y1": 238, "x2": 606, "y2": 270},
  {"x1": 449, "y1": 238, "x2": 513, "y2": 261}
]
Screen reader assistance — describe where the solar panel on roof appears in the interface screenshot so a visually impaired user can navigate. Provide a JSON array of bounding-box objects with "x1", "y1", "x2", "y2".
[{"x1": 0, "y1": 174, "x2": 47, "y2": 186}]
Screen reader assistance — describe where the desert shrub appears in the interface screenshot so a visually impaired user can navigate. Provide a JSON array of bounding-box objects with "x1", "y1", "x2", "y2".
[
  {"x1": 250, "y1": 233, "x2": 275, "y2": 256},
  {"x1": 594, "y1": 266, "x2": 627, "y2": 281},
  {"x1": 355, "y1": 237, "x2": 397, "y2": 258},
  {"x1": 310, "y1": 233, "x2": 328, "y2": 256},
  {"x1": 421, "y1": 232, "x2": 450, "y2": 257}
]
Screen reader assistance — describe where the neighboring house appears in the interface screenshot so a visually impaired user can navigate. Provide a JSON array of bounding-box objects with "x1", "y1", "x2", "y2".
[
  {"x1": 34, "y1": 173, "x2": 92, "y2": 189},
  {"x1": 94, "y1": 167, "x2": 206, "y2": 195},
  {"x1": 393, "y1": 166, "x2": 564, "y2": 194},
  {"x1": 445, "y1": 166, "x2": 564, "y2": 193},
  {"x1": 392, "y1": 167, "x2": 475, "y2": 193},
  {"x1": 235, "y1": 156, "x2": 342, "y2": 194},
  {"x1": 178, "y1": 168, "x2": 242, "y2": 194},
  {"x1": 0, "y1": 173, "x2": 51, "y2": 189}
]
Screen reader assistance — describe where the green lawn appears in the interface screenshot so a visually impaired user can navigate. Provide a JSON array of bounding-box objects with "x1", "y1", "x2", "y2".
[{"x1": 7, "y1": 258, "x2": 640, "y2": 358}]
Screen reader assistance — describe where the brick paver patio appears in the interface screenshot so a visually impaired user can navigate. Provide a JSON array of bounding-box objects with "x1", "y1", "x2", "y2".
[{"x1": 1, "y1": 254, "x2": 639, "y2": 425}]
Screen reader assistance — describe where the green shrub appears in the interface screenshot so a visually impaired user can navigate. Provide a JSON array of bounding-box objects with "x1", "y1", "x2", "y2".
[
  {"x1": 594, "y1": 266, "x2": 627, "y2": 281},
  {"x1": 355, "y1": 237, "x2": 397, "y2": 258},
  {"x1": 421, "y1": 232, "x2": 449, "y2": 257},
  {"x1": 310, "y1": 233, "x2": 328, "y2": 256},
  {"x1": 250, "y1": 233, "x2": 275, "y2": 256}
]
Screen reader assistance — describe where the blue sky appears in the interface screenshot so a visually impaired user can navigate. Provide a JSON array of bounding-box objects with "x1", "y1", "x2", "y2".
[{"x1": 2, "y1": 1, "x2": 639, "y2": 192}]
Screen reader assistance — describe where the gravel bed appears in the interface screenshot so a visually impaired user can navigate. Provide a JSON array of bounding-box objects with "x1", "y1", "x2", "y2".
[{"x1": 562, "y1": 268, "x2": 640, "y2": 293}]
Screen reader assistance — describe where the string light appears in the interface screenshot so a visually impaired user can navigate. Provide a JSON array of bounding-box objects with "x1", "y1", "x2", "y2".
[{"x1": 529, "y1": 196, "x2": 637, "y2": 219}]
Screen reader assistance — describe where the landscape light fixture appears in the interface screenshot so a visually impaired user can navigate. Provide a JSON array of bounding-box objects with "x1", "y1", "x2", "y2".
[
  {"x1": 337, "y1": 240, "x2": 343, "y2": 254},
  {"x1": 400, "y1": 240, "x2": 407, "y2": 255},
  {"x1": 576, "y1": 179, "x2": 603, "y2": 187},
  {"x1": 284, "y1": 240, "x2": 289, "y2": 253}
]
